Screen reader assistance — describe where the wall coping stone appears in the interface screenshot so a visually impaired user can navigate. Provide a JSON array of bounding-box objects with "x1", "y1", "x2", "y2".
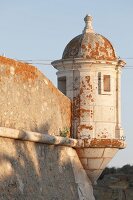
[{"x1": 0, "y1": 127, "x2": 126, "y2": 149}]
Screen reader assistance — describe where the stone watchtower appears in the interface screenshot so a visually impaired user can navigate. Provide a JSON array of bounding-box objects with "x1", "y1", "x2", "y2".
[{"x1": 52, "y1": 15, "x2": 126, "y2": 184}]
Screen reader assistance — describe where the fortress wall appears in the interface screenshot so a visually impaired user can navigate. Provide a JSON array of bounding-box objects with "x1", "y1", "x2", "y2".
[
  {"x1": 0, "y1": 136, "x2": 94, "y2": 200},
  {"x1": 0, "y1": 56, "x2": 95, "y2": 200},
  {"x1": 0, "y1": 56, "x2": 71, "y2": 135}
]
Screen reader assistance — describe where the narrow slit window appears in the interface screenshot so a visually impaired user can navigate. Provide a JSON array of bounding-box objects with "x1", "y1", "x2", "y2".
[
  {"x1": 58, "y1": 76, "x2": 66, "y2": 95},
  {"x1": 104, "y1": 75, "x2": 110, "y2": 92}
]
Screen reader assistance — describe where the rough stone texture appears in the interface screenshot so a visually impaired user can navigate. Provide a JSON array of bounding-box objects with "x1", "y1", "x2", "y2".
[
  {"x1": 67, "y1": 147, "x2": 95, "y2": 200},
  {"x1": 0, "y1": 137, "x2": 94, "y2": 200},
  {"x1": 0, "y1": 56, "x2": 71, "y2": 136},
  {"x1": 62, "y1": 33, "x2": 117, "y2": 61},
  {"x1": 0, "y1": 15, "x2": 126, "y2": 199},
  {"x1": 76, "y1": 147, "x2": 118, "y2": 184},
  {"x1": 0, "y1": 127, "x2": 84, "y2": 148},
  {"x1": 0, "y1": 127, "x2": 125, "y2": 149},
  {"x1": 53, "y1": 61, "x2": 123, "y2": 140},
  {"x1": 62, "y1": 15, "x2": 117, "y2": 61},
  {"x1": 52, "y1": 15, "x2": 126, "y2": 186},
  {"x1": 52, "y1": 15, "x2": 126, "y2": 141}
]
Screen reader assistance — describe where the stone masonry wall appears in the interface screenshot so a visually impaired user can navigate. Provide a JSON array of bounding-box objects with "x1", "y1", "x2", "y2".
[
  {"x1": 0, "y1": 56, "x2": 71, "y2": 135},
  {"x1": 0, "y1": 137, "x2": 94, "y2": 200}
]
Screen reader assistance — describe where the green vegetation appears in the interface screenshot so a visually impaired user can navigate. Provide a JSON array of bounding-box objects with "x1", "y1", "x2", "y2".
[
  {"x1": 59, "y1": 127, "x2": 70, "y2": 137},
  {"x1": 100, "y1": 164, "x2": 133, "y2": 180}
]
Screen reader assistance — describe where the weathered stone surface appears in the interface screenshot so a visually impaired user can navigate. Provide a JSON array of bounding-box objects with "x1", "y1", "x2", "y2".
[
  {"x1": 0, "y1": 127, "x2": 84, "y2": 148},
  {"x1": 0, "y1": 56, "x2": 71, "y2": 136},
  {"x1": 76, "y1": 147, "x2": 119, "y2": 184},
  {"x1": 0, "y1": 137, "x2": 95, "y2": 200},
  {"x1": 62, "y1": 16, "x2": 117, "y2": 61}
]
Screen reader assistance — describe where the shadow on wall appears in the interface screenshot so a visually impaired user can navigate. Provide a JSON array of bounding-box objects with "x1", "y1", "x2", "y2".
[
  {"x1": 0, "y1": 137, "x2": 79, "y2": 200},
  {"x1": 38, "y1": 122, "x2": 51, "y2": 134}
]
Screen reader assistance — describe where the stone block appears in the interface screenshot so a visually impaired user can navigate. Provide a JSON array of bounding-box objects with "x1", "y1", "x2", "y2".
[
  {"x1": 95, "y1": 122, "x2": 115, "y2": 139},
  {"x1": 76, "y1": 148, "x2": 84, "y2": 157},
  {"x1": 0, "y1": 56, "x2": 71, "y2": 136},
  {"x1": 77, "y1": 148, "x2": 104, "y2": 158},
  {"x1": 74, "y1": 167, "x2": 90, "y2": 184},
  {"x1": 100, "y1": 157, "x2": 112, "y2": 169},
  {"x1": 69, "y1": 153, "x2": 90, "y2": 184},
  {"x1": 0, "y1": 138, "x2": 82, "y2": 200},
  {"x1": 78, "y1": 183, "x2": 95, "y2": 200},
  {"x1": 80, "y1": 158, "x2": 88, "y2": 166},
  {"x1": 70, "y1": 155, "x2": 83, "y2": 171},
  {"x1": 94, "y1": 106, "x2": 115, "y2": 122},
  {"x1": 66, "y1": 147, "x2": 77, "y2": 157},
  {"x1": 103, "y1": 148, "x2": 118, "y2": 158},
  {"x1": 87, "y1": 158, "x2": 104, "y2": 170},
  {"x1": 86, "y1": 169, "x2": 103, "y2": 184}
]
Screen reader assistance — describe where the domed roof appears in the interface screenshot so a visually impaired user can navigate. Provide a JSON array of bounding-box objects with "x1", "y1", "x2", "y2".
[{"x1": 62, "y1": 15, "x2": 117, "y2": 61}]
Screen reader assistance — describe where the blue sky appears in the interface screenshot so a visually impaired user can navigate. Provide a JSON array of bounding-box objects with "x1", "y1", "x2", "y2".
[{"x1": 0, "y1": 0, "x2": 133, "y2": 167}]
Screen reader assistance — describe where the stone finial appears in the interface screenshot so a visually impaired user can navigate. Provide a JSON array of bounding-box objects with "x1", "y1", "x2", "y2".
[{"x1": 83, "y1": 15, "x2": 94, "y2": 33}]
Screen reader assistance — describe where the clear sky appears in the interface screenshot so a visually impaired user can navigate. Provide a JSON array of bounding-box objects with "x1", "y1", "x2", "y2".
[{"x1": 0, "y1": 0, "x2": 133, "y2": 167}]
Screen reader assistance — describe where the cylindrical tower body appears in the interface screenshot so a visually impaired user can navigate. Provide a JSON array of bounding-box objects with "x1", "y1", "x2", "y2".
[
  {"x1": 54, "y1": 61, "x2": 125, "y2": 140},
  {"x1": 52, "y1": 15, "x2": 126, "y2": 184}
]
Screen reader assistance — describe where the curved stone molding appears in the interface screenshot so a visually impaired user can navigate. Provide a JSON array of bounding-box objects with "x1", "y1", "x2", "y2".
[{"x1": 0, "y1": 127, "x2": 126, "y2": 149}]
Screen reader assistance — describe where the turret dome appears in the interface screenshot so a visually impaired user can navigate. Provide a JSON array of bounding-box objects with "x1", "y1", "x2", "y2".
[{"x1": 62, "y1": 15, "x2": 117, "y2": 61}]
